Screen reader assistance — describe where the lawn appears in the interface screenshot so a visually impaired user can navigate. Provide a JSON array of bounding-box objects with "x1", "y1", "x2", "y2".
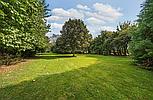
[{"x1": 0, "y1": 53, "x2": 153, "y2": 100}]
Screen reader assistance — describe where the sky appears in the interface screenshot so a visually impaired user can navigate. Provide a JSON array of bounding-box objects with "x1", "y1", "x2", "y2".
[{"x1": 46, "y1": 0, "x2": 145, "y2": 37}]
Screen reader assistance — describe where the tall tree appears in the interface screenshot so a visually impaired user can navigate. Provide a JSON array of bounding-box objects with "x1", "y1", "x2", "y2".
[
  {"x1": 130, "y1": 0, "x2": 153, "y2": 67},
  {"x1": 0, "y1": 0, "x2": 50, "y2": 64},
  {"x1": 57, "y1": 19, "x2": 91, "y2": 56}
]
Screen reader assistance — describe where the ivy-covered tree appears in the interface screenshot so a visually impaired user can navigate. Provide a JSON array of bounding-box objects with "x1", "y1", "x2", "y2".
[
  {"x1": 130, "y1": 0, "x2": 153, "y2": 67},
  {"x1": 0, "y1": 0, "x2": 50, "y2": 65},
  {"x1": 55, "y1": 19, "x2": 92, "y2": 56}
]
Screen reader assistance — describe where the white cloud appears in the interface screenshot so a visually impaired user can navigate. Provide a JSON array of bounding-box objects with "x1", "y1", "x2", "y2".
[
  {"x1": 86, "y1": 17, "x2": 105, "y2": 25},
  {"x1": 77, "y1": 4, "x2": 90, "y2": 10},
  {"x1": 46, "y1": 23, "x2": 63, "y2": 36},
  {"x1": 49, "y1": 3, "x2": 122, "y2": 22},
  {"x1": 51, "y1": 8, "x2": 84, "y2": 19},
  {"x1": 85, "y1": 11, "x2": 113, "y2": 22},
  {"x1": 46, "y1": 16, "x2": 64, "y2": 21},
  {"x1": 52, "y1": 8, "x2": 70, "y2": 17},
  {"x1": 87, "y1": 25, "x2": 116, "y2": 36},
  {"x1": 51, "y1": 23, "x2": 63, "y2": 29},
  {"x1": 93, "y1": 3, "x2": 123, "y2": 20},
  {"x1": 68, "y1": 8, "x2": 84, "y2": 19}
]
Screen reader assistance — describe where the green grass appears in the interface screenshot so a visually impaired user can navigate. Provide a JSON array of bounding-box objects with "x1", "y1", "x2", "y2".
[{"x1": 0, "y1": 53, "x2": 153, "y2": 100}]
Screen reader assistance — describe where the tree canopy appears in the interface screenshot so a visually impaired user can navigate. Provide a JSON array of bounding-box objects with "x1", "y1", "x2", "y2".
[
  {"x1": 90, "y1": 22, "x2": 134, "y2": 56},
  {"x1": 54, "y1": 19, "x2": 92, "y2": 56},
  {"x1": 130, "y1": 0, "x2": 153, "y2": 67},
  {"x1": 0, "y1": 0, "x2": 50, "y2": 65}
]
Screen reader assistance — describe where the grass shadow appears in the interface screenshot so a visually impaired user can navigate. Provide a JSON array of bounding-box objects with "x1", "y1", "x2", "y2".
[{"x1": 0, "y1": 65, "x2": 98, "y2": 100}]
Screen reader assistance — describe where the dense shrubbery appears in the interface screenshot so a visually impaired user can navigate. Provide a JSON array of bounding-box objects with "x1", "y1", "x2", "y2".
[{"x1": 0, "y1": 0, "x2": 50, "y2": 65}]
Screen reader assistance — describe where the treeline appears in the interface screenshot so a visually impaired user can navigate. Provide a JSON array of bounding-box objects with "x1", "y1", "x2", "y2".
[
  {"x1": 0, "y1": 0, "x2": 50, "y2": 65},
  {"x1": 53, "y1": 20, "x2": 134, "y2": 56},
  {"x1": 90, "y1": 22, "x2": 135, "y2": 56}
]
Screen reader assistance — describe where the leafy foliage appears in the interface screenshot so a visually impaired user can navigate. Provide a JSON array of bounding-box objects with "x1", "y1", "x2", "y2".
[
  {"x1": 54, "y1": 19, "x2": 92, "y2": 56},
  {"x1": 130, "y1": 0, "x2": 153, "y2": 67},
  {"x1": 90, "y1": 22, "x2": 133, "y2": 56},
  {"x1": 0, "y1": 0, "x2": 50, "y2": 65}
]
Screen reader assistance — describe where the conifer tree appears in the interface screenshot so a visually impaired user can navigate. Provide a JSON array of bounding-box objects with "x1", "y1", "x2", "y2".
[{"x1": 130, "y1": 0, "x2": 153, "y2": 67}]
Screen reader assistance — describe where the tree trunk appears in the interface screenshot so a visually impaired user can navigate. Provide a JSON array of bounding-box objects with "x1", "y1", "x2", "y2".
[
  {"x1": 113, "y1": 49, "x2": 116, "y2": 56},
  {"x1": 123, "y1": 48, "x2": 127, "y2": 56},
  {"x1": 72, "y1": 50, "x2": 76, "y2": 57},
  {"x1": 73, "y1": 53, "x2": 75, "y2": 57}
]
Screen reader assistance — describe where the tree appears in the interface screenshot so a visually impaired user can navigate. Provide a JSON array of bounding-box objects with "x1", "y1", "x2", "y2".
[
  {"x1": 56, "y1": 19, "x2": 92, "y2": 56},
  {"x1": 112, "y1": 21, "x2": 133, "y2": 56},
  {"x1": 0, "y1": 0, "x2": 50, "y2": 65},
  {"x1": 130, "y1": 0, "x2": 153, "y2": 67}
]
